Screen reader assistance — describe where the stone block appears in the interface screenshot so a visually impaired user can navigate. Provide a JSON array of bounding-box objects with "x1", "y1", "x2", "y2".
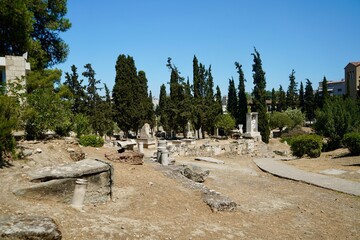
[
  {"x1": 0, "y1": 215, "x2": 62, "y2": 240},
  {"x1": 105, "y1": 151, "x2": 144, "y2": 165}
]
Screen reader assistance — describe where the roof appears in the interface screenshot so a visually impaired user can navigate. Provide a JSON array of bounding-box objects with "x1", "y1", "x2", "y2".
[{"x1": 350, "y1": 62, "x2": 360, "y2": 67}]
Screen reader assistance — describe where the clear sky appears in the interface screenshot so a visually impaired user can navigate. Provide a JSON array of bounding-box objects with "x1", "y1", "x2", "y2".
[{"x1": 57, "y1": 0, "x2": 360, "y2": 97}]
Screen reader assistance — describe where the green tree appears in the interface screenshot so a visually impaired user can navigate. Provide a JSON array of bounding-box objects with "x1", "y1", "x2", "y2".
[
  {"x1": 0, "y1": 0, "x2": 72, "y2": 70},
  {"x1": 227, "y1": 77, "x2": 237, "y2": 118},
  {"x1": 157, "y1": 84, "x2": 169, "y2": 131},
  {"x1": 315, "y1": 97, "x2": 360, "y2": 150},
  {"x1": 304, "y1": 79, "x2": 315, "y2": 122},
  {"x1": 64, "y1": 65, "x2": 86, "y2": 114},
  {"x1": 251, "y1": 48, "x2": 270, "y2": 143},
  {"x1": 0, "y1": 95, "x2": 18, "y2": 164},
  {"x1": 214, "y1": 114, "x2": 236, "y2": 136},
  {"x1": 320, "y1": 76, "x2": 329, "y2": 108},
  {"x1": 277, "y1": 85, "x2": 286, "y2": 112},
  {"x1": 113, "y1": 54, "x2": 138, "y2": 135},
  {"x1": 271, "y1": 88, "x2": 276, "y2": 112},
  {"x1": 269, "y1": 111, "x2": 293, "y2": 134},
  {"x1": 286, "y1": 69, "x2": 298, "y2": 109},
  {"x1": 299, "y1": 81, "x2": 305, "y2": 111},
  {"x1": 235, "y1": 62, "x2": 247, "y2": 131}
]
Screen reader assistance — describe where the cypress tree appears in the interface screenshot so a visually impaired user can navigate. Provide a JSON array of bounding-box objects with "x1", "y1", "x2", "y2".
[
  {"x1": 227, "y1": 77, "x2": 237, "y2": 118},
  {"x1": 235, "y1": 62, "x2": 247, "y2": 131},
  {"x1": 277, "y1": 85, "x2": 286, "y2": 112},
  {"x1": 286, "y1": 69, "x2": 298, "y2": 109},
  {"x1": 271, "y1": 88, "x2": 276, "y2": 112},
  {"x1": 304, "y1": 79, "x2": 315, "y2": 123},
  {"x1": 251, "y1": 48, "x2": 270, "y2": 143},
  {"x1": 299, "y1": 81, "x2": 305, "y2": 111}
]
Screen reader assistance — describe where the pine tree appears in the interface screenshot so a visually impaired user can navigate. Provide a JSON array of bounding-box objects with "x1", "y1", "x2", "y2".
[
  {"x1": 277, "y1": 85, "x2": 286, "y2": 112},
  {"x1": 227, "y1": 77, "x2": 237, "y2": 118},
  {"x1": 304, "y1": 79, "x2": 315, "y2": 122},
  {"x1": 286, "y1": 69, "x2": 298, "y2": 109},
  {"x1": 235, "y1": 62, "x2": 247, "y2": 131},
  {"x1": 271, "y1": 88, "x2": 276, "y2": 112},
  {"x1": 251, "y1": 48, "x2": 270, "y2": 143},
  {"x1": 299, "y1": 81, "x2": 305, "y2": 111},
  {"x1": 64, "y1": 65, "x2": 86, "y2": 114}
]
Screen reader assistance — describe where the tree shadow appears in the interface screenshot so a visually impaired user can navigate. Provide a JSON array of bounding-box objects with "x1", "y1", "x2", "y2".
[{"x1": 0, "y1": 159, "x2": 14, "y2": 169}]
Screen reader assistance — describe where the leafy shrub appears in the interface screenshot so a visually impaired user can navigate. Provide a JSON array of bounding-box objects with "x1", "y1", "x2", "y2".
[
  {"x1": 343, "y1": 132, "x2": 360, "y2": 155},
  {"x1": 290, "y1": 134, "x2": 323, "y2": 158},
  {"x1": 79, "y1": 135, "x2": 104, "y2": 147},
  {"x1": 0, "y1": 96, "x2": 19, "y2": 162}
]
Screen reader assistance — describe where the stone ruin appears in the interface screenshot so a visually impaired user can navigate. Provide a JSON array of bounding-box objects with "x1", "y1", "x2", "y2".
[{"x1": 13, "y1": 159, "x2": 113, "y2": 204}]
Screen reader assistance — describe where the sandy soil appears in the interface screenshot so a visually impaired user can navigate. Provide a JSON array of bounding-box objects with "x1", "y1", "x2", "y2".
[{"x1": 0, "y1": 138, "x2": 359, "y2": 239}]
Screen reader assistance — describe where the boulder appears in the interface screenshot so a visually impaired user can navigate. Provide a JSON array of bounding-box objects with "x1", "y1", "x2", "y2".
[
  {"x1": 180, "y1": 165, "x2": 209, "y2": 183},
  {"x1": 202, "y1": 190, "x2": 237, "y2": 212},
  {"x1": 105, "y1": 151, "x2": 144, "y2": 165},
  {"x1": 0, "y1": 215, "x2": 62, "y2": 240}
]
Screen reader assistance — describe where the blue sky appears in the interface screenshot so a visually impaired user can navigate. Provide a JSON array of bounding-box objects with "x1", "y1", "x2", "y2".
[{"x1": 57, "y1": 0, "x2": 360, "y2": 97}]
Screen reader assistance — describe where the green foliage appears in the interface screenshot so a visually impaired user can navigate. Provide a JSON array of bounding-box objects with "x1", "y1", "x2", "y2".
[
  {"x1": 286, "y1": 69, "x2": 298, "y2": 109},
  {"x1": 0, "y1": 0, "x2": 71, "y2": 69},
  {"x1": 269, "y1": 112, "x2": 293, "y2": 133},
  {"x1": 23, "y1": 88, "x2": 73, "y2": 139},
  {"x1": 227, "y1": 77, "x2": 237, "y2": 119},
  {"x1": 304, "y1": 79, "x2": 315, "y2": 122},
  {"x1": 214, "y1": 114, "x2": 235, "y2": 136},
  {"x1": 79, "y1": 135, "x2": 104, "y2": 147},
  {"x1": 74, "y1": 114, "x2": 91, "y2": 137},
  {"x1": 315, "y1": 97, "x2": 360, "y2": 150},
  {"x1": 284, "y1": 108, "x2": 305, "y2": 129},
  {"x1": 251, "y1": 48, "x2": 270, "y2": 143},
  {"x1": 290, "y1": 134, "x2": 323, "y2": 158},
  {"x1": 343, "y1": 132, "x2": 360, "y2": 155},
  {"x1": 235, "y1": 62, "x2": 247, "y2": 131},
  {"x1": 0, "y1": 96, "x2": 19, "y2": 162},
  {"x1": 277, "y1": 85, "x2": 286, "y2": 112}
]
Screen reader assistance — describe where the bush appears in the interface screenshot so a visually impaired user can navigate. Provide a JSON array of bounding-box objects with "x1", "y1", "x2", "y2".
[
  {"x1": 343, "y1": 132, "x2": 360, "y2": 155},
  {"x1": 79, "y1": 135, "x2": 104, "y2": 147},
  {"x1": 290, "y1": 134, "x2": 323, "y2": 158}
]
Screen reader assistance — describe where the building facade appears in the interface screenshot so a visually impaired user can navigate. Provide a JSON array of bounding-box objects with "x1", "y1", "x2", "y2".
[
  {"x1": 0, "y1": 53, "x2": 31, "y2": 93},
  {"x1": 344, "y1": 62, "x2": 360, "y2": 98}
]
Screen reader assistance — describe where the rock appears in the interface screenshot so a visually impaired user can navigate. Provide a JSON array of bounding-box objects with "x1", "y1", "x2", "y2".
[
  {"x1": 273, "y1": 150, "x2": 288, "y2": 156},
  {"x1": 27, "y1": 159, "x2": 111, "y2": 182},
  {"x1": 180, "y1": 165, "x2": 210, "y2": 183},
  {"x1": 22, "y1": 149, "x2": 33, "y2": 157},
  {"x1": 105, "y1": 151, "x2": 144, "y2": 165},
  {"x1": 0, "y1": 215, "x2": 62, "y2": 240},
  {"x1": 69, "y1": 148, "x2": 85, "y2": 161},
  {"x1": 34, "y1": 148, "x2": 42, "y2": 154},
  {"x1": 202, "y1": 190, "x2": 237, "y2": 212}
]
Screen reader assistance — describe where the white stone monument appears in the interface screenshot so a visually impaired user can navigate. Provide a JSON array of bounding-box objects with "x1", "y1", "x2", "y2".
[{"x1": 243, "y1": 112, "x2": 261, "y2": 141}]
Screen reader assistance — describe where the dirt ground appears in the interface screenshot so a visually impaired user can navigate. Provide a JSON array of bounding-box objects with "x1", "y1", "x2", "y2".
[{"x1": 0, "y1": 138, "x2": 359, "y2": 239}]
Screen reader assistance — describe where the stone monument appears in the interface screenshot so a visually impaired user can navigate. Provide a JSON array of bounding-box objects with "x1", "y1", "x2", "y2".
[
  {"x1": 243, "y1": 112, "x2": 261, "y2": 141},
  {"x1": 137, "y1": 123, "x2": 156, "y2": 148}
]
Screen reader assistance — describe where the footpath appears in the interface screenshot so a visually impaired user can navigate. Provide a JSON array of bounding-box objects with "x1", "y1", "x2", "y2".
[{"x1": 254, "y1": 158, "x2": 360, "y2": 196}]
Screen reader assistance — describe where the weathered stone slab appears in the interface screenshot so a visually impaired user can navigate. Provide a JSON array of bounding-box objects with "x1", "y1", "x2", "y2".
[
  {"x1": 179, "y1": 165, "x2": 210, "y2": 183},
  {"x1": 0, "y1": 215, "x2": 62, "y2": 240},
  {"x1": 105, "y1": 151, "x2": 144, "y2": 165},
  {"x1": 14, "y1": 159, "x2": 113, "y2": 204},
  {"x1": 195, "y1": 157, "x2": 224, "y2": 164},
  {"x1": 202, "y1": 190, "x2": 237, "y2": 212},
  {"x1": 27, "y1": 159, "x2": 110, "y2": 182}
]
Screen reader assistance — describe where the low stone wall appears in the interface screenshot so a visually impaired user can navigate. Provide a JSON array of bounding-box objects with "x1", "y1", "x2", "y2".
[{"x1": 167, "y1": 139, "x2": 257, "y2": 157}]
